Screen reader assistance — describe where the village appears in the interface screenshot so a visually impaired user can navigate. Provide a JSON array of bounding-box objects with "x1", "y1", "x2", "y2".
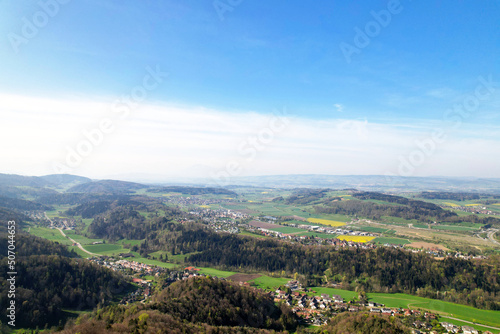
[{"x1": 85, "y1": 253, "x2": 490, "y2": 334}]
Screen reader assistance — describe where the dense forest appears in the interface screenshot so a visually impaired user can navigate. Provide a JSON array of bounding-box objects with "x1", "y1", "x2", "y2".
[
  {"x1": 150, "y1": 186, "x2": 238, "y2": 196},
  {"x1": 134, "y1": 224, "x2": 500, "y2": 310},
  {"x1": 56, "y1": 277, "x2": 297, "y2": 334},
  {"x1": 418, "y1": 191, "x2": 500, "y2": 201},
  {"x1": 0, "y1": 195, "x2": 53, "y2": 211},
  {"x1": 0, "y1": 230, "x2": 131, "y2": 328},
  {"x1": 88, "y1": 207, "x2": 183, "y2": 241}
]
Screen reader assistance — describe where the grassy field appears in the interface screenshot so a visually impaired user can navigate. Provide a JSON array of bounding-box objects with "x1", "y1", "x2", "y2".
[
  {"x1": 371, "y1": 237, "x2": 411, "y2": 245},
  {"x1": 249, "y1": 275, "x2": 290, "y2": 289},
  {"x1": 83, "y1": 243, "x2": 124, "y2": 254},
  {"x1": 68, "y1": 245, "x2": 91, "y2": 258},
  {"x1": 337, "y1": 235, "x2": 375, "y2": 243},
  {"x1": 413, "y1": 223, "x2": 429, "y2": 229},
  {"x1": 368, "y1": 292, "x2": 500, "y2": 328},
  {"x1": 354, "y1": 226, "x2": 389, "y2": 234},
  {"x1": 431, "y1": 225, "x2": 480, "y2": 232},
  {"x1": 27, "y1": 226, "x2": 74, "y2": 245},
  {"x1": 239, "y1": 230, "x2": 270, "y2": 239},
  {"x1": 197, "y1": 267, "x2": 237, "y2": 278},
  {"x1": 64, "y1": 230, "x2": 103, "y2": 244}
]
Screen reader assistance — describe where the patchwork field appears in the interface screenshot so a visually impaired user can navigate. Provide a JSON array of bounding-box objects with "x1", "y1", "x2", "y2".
[{"x1": 337, "y1": 235, "x2": 375, "y2": 243}]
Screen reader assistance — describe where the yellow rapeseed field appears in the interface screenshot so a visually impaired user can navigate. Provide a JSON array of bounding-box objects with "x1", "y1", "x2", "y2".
[
  {"x1": 465, "y1": 204, "x2": 481, "y2": 206},
  {"x1": 307, "y1": 218, "x2": 346, "y2": 227},
  {"x1": 443, "y1": 202, "x2": 459, "y2": 207},
  {"x1": 336, "y1": 235, "x2": 375, "y2": 243}
]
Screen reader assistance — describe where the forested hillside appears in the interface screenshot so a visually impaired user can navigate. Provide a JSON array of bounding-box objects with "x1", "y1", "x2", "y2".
[
  {"x1": 56, "y1": 276, "x2": 297, "y2": 334},
  {"x1": 0, "y1": 229, "x2": 131, "y2": 328}
]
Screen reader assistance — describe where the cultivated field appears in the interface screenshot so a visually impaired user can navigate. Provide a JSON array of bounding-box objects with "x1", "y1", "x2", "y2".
[
  {"x1": 307, "y1": 218, "x2": 346, "y2": 227},
  {"x1": 248, "y1": 220, "x2": 280, "y2": 229},
  {"x1": 226, "y1": 273, "x2": 262, "y2": 283},
  {"x1": 337, "y1": 235, "x2": 375, "y2": 243}
]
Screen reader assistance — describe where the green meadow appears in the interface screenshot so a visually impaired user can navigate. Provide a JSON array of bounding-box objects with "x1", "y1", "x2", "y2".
[{"x1": 249, "y1": 275, "x2": 290, "y2": 289}]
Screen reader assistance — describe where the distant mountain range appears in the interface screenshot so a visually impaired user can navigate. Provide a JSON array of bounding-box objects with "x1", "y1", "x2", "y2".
[{"x1": 1, "y1": 173, "x2": 500, "y2": 194}]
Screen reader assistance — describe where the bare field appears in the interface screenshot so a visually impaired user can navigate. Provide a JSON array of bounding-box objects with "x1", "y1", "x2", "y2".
[
  {"x1": 226, "y1": 274, "x2": 262, "y2": 283},
  {"x1": 249, "y1": 220, "x2": 279, "y2": 229}
]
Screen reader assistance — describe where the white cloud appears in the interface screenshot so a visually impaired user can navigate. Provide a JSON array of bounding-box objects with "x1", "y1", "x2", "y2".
[{"x1": 1, "y1": 93, "x2": 499, "y2": 179}]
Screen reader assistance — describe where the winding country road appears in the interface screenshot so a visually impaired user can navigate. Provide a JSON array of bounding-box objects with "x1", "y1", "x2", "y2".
[
  {"x1": 56, "y1": 227, "x2": 99, "y2": 256},
  {"x1": 487, "y1": 229, "x2": 500, "y2": 246},
  {"x1": 44, "y1": 212, "x2": 99, "y2": 256}
]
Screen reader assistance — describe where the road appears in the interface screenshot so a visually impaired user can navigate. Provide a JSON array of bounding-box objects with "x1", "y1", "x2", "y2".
[
  {"x1": 487, "y1": 229, "x2": 500, "y2": 246},
  {"x1": 55, "y1": 227, "x2": 99, "y2": 256},
  {"x1": 441, "y1": 316, "x2": 500, "y2": 332},
  {"x1": 44, "y1": 212, "x2": 99, "y2": 256}
]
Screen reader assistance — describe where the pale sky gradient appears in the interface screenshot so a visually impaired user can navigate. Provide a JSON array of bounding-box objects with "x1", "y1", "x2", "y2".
[{"x1": 1, "y1": 1, "x2": 499, "y2": 180}]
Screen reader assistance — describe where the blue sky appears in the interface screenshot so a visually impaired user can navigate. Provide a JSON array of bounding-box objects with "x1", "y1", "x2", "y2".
[{"x1": 1, "y1": 0, "x2": 499, "y2": 180}]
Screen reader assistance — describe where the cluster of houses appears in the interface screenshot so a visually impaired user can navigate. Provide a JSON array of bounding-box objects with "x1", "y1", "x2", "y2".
[
  {"x1": 272, "y1": 280, "x2": 491, "y2": 334},
  {"x1": 120, "y1": 278, "x2": 153, "y2": 305},
  {"x1": 89, "y1": 257, "x2": 164, "y2": 276},
  {"x1": 47, "y1": 217, "x2": 76, "y2": 230},
  {"x1": 188, "y1": 207, "x2": 248, "y2": 234},
  {"x1": 167, "y1": 196, "x2": 231, "y2": 207}
]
